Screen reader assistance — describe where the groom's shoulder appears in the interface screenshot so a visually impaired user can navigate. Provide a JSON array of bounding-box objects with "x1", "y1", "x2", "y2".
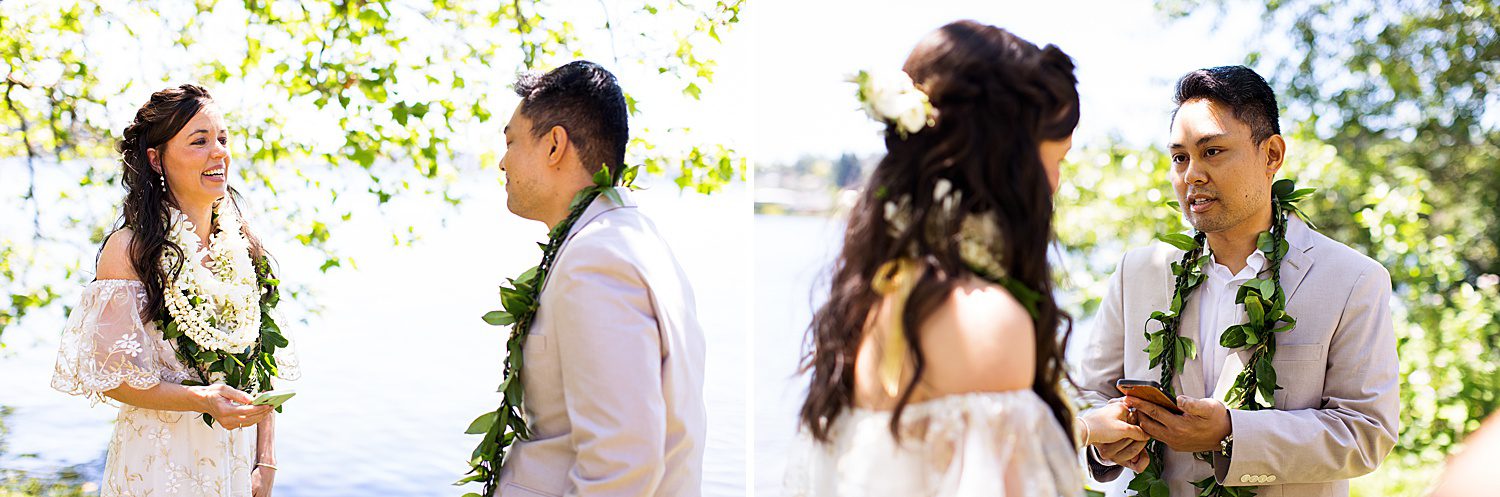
[
  {"x1": 1305, "y1": 228, "x2": 1388, "y2": 282},
  {"x1": 561, "y1": 206, "x2": 666, "y2": 265},
  {"x1": 1119, "y1": 241, "x2": 1182, "y2": 274}
]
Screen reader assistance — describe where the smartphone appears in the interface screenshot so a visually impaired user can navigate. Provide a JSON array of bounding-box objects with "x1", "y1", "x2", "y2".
[
  {"x1": 251, "y1": 390, "x2": 296, "y2": 408},
  {"x1": 1115, "y1": 379, "x2": 1183, "y2": 415}
]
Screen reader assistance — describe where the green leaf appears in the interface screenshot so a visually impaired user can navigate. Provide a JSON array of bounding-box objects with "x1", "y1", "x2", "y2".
[
  {"x1": 1272, "y1": 178, "x2": 1294, "y2": 198},
  {"x1": 1246, "y1": 297, "x2": 1265, "y2": 325},
  {"x1": 1150, "y1": 480, "x2": 1171, "y2": 497},
  {"x1": 482, "y1": 310, "x2": 515, "y2": 326},
  {"x1": 1157, "y1": 232, "x2": 1199, "y2": 251},
  {"x1": 591, "y1": 165, "x2": 612, "y2": 188},
  {"x1": 1257, "y1": 278, "x2": 1277, "y2": 297},
  {"x1": 1256, "y1": 231, "x2": 1274, "y2": 253},
  {"x1": 1221, "y1": 326, "x2": 1246, "y2": 348},
  {"x1": 464, "y1": 411, "x2": 498, "y2": 435},
  {"x1": 603, "y1": 187, "x2": 623, "y2": 207},
  {"x1": 262, "y1": 330, "x2": 289, "y2": 348},
  {"x1": 620, "y1": 165, "x2": 641, "y2": 188}
]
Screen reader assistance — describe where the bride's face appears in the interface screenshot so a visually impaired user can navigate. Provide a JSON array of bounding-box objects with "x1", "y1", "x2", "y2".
[
  {"x1": 1038, "y1": 134, "x2": 1073, "y2": 194},
  {"x1": 149, "y1": 106, "x2": 231, "y2": 210}
]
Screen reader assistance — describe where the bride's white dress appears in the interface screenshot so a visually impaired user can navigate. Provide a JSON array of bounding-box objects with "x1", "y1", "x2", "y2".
[
  {"x1": 788, "y1": 390, "x2": 1083, "y2": 497},
  {"x1": 50, "y1": 280, "x2": 298, "y2": 497}
]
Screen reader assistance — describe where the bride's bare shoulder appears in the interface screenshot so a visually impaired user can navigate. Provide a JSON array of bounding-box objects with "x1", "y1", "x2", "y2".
[
  {"x1": 916, "y1": 276, "x2": 1037, "y2": 394},
  {"x1": 96, "y1": 229, "x2": 141, "y2": 281}
]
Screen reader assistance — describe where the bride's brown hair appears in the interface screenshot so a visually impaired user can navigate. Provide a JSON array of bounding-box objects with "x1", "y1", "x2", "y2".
[
  {"x1": 104, "y1": 84, "x2": 270, "y2": 323},
  {"x1": 799, "y1": 20, "x2": 1080, "y2": 443}
]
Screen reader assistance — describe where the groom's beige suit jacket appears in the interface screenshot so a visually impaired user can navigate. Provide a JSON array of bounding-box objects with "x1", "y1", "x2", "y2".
[
  {"x1": 1078, "y1": 216, "x2": 1399, "y2": 497},
  {"x1": 496, "y1": 189, "x2": 707, "y2": 497}
]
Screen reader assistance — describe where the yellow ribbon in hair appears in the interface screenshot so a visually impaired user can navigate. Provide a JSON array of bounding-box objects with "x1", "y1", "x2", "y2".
[{"x1": 871, "y1": 258, "x2": 921, "y2": 398}]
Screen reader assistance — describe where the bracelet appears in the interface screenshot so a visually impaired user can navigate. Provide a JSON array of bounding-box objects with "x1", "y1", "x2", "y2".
[
  {"x1": 255, "y1": 463, "x2": 278, "y2": 471},
  {"x1": 1076, "y1": 416, "x2": 1092, "y2": 445}
]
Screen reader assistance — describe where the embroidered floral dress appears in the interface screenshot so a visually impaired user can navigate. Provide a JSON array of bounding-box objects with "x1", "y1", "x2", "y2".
[
  {"x1": 787, "y1": 391, "x2": 1083, "y2": 497},
  {"x1": 51, "y1": 280, "x2": 297, "y2": 497}
]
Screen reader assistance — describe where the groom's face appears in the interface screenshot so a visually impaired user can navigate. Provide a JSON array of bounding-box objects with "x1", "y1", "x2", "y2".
[
  {"x1": 500, "y1": 105, "x2": 551, "y2": 221},
  {"x1": 1168, "y1": 98, "x2": 1278, "y2": 233}
]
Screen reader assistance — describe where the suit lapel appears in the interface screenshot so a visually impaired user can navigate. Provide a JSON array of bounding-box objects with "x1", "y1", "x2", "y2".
[{"x1": 1276, "y1": 216, "x2": 1316, "y2": 303}]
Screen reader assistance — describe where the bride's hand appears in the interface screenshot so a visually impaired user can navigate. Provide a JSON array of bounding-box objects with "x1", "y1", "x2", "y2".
[
  {"x1": 193, "y1": 384, "x2": 274, "y2": 430},
  {"x1": 252, "y1": 465, "x2": 275, "y2": 497},
  {"x1": 1080, "y1": 399, "x2": 1151, "y2": 471},
  {"x1": 1080, "y1": 398, "x2": 1149, "y2": 446}
]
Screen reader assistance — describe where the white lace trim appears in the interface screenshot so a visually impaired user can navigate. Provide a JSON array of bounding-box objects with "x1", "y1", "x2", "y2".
[{"x1": 52, "y1": 280, "x2": 194, "y2": 405}]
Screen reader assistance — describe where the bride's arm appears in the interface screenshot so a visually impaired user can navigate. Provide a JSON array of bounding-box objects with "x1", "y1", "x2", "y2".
[
  {"x1": 253, "y1": 411, "x2": 277, "y2": 496},
  {"x1": 105, "y1": 382, "x2": 271, "y2": 429}
]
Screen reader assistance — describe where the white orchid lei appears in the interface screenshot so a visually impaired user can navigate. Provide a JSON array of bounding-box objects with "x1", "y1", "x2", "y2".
[
  {"x1": 162, "y1": 202, "x2": 261, "y2": 353},
  {"x1": 159, "y1": 200, "x2": 290, "y2": 426},
  {"x1": 849, "y1": 69, "x2": 936, "y2": 138}
]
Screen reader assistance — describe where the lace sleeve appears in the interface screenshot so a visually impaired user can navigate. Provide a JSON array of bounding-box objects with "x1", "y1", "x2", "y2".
[
  {"x1": 51, "y1": 280, "x2": 189, "y2": 405},
  {"x1": 270, "y1": 308, "x2": 301, "y2": 382}
]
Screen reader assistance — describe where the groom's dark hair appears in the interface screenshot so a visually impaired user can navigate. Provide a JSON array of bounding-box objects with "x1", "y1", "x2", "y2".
[
  {"x1": 514, "y1": 60, "x2": 629, "y2": 182},
  {"x1": 1172, "y1": 65, "x2": 1281, "y2": 144}
]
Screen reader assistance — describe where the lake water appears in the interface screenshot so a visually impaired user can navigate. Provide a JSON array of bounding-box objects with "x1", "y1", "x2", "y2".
[
  {"x1": 751, "y1": 214, "x2": 843, "y2": 497},
  {"x1": 0, "y1": 175, "x2": 750, "y2": 497}
]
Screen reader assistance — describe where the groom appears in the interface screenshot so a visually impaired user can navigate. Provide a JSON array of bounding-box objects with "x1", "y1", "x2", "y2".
[
  {"x1": 1077, "y1": 65, "x2": 1398, "y2": 496},
  {"x1": 494, "y1": 60, "x2": 707, "y2": 496}
]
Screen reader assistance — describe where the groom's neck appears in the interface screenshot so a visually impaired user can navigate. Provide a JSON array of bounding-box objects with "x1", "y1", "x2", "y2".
[
  {"x1": 1205, "y1": 208, "x2": 1273, "y2": 274},
  {"x1": 541, "y1": 176, "x2": 596, "y2": 230}
]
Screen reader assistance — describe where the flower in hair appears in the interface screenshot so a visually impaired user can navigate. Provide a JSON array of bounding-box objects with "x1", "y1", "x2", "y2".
[{"x1": 849, "y1": 69, "x2": 935, "y2": 138}]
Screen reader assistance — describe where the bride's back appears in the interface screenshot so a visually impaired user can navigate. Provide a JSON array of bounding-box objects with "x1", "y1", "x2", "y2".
[
  {"x1": 852, "y1": 275, "x2": 1036, "y2": 411},
  {"x1": 799, "y1": 19, "x2": 1081, "y2": 450}
]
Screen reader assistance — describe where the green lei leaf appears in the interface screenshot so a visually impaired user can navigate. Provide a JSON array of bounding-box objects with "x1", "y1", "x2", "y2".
[
  {"x1": 460, "y1": 165, "x2": 638, "y2": 495},
  {"x1": 1130, "y1": 179, "x2": 1314, "y2": 496}
]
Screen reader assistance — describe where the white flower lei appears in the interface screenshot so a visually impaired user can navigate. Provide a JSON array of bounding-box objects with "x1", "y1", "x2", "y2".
[{"x1": 161, "y1": 201, "x2": 261, "y2": 353}]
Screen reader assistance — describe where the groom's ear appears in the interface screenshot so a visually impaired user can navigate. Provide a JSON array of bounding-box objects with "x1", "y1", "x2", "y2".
[
  {"x1": 546, "y1": 125, "x2": 570, "y2": 168},
  {"x1": 1263, "y1": 134, "x2": 1286, "y2": 178}
]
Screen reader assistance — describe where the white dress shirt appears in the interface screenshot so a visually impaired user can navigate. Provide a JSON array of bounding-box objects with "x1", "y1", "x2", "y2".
[
  {"x1": 1198, "y1": 245, "x2": 1267, "y2": 398},
  {"x1": 1093, "y1": 245, "x2": 1269, "y2": 468}
]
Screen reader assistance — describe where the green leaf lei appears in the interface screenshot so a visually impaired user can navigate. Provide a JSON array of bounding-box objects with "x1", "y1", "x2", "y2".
[
  {"x1": 163, "y1": 254, "x2": 290, "y2": 427},
  {"x1": 458, "y1": 165, "x2": 638, "y2": 496},
  {"x1": 1127, "y1": 179, "x2": 1315, "y2": 497}
]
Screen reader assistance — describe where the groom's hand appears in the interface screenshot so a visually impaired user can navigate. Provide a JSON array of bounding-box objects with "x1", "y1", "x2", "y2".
[{"x1": 1128, "y1": 395, "x2": 1231, "y2": 453}]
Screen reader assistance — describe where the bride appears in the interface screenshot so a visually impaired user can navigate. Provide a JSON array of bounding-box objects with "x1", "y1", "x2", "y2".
[
  {"x1": 51, "y1": 84, "x2": 297, "y2": 497},
  {"x1": 792, "y1": 21, "x2": 1145, "y2": 496}
]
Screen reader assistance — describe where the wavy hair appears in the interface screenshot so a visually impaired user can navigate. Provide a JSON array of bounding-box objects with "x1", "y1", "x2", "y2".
[
  {"x1": 106, "y1": 84, "x2": 269, "y2": 323},
  {"x1": 799, "y1": 20, "x2": 1080, "y2": 443}
]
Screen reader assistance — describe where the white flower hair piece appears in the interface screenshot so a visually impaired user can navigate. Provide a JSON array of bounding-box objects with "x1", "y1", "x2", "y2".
[
  {"x1": 881, "y1": 178, "x2": 1007, "y2": 281},
  {"x1": 849, "y1": 69, "x2": 936, "y2": 138}
]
